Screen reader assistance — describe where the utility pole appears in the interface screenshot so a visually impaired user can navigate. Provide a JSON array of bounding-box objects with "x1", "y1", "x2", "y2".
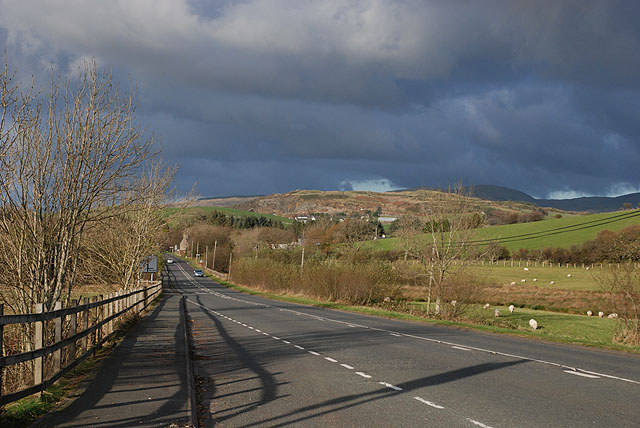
[
  {"x1": 191, "y1": 241, "x2": 194, "y2": 258},
  {"x1": 228, "y1": 252, "x2": 233, "y2": 281},
  {"x1": 205, "y1": 246, "x2": 208, "y2": 269},
  {"x1": 301, "y1": 246, "x2": 305, "y2": 271}
]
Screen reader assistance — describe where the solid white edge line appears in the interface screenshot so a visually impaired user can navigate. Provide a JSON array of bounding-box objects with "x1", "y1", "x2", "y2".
[
  {"x1": 564, "y1": 370, "x2": 600, "y2": 379},
  {"x1": 451, "y1": 346, "x2": 471, "y2": 351}
]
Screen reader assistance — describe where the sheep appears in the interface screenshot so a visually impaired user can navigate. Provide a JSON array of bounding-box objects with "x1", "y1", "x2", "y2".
[
  {"x1": 508, "y1": 304, "x2": 515, "y2": 313},
  {"x1": 494, "y1": 309, "x2": 500, "y2": 317},
  {"x1": 524, "y1": 267, "x2": 529, "y2": 271},
  {"x1": 587, "y1": 310, "x2": 593, "y2": 317},
  {"x1": 598, "y1": 311, "x2": 604, "y2": 318},
  {"x1": 608, "y1": 313, "x2": 618, "y2": 319},
  {"x1": 533, "y1": 278, "x2": 538, "y2": 282},
  {"x1": 451, "y1": 300, "x2": 457, "y2": 307},
  {"x1": 529, "y1": 319, "x2": 538, "y2": 330},
  {"x1": 483, "y1": 303, "x2": 490, "y2": 309},
  {"x1": 521, "y1": 279, "x2": 526, "y2": 283},
  {"x1": 567, "y1": 274, "x2": 572, "y2": 278},
  {"x1": 550, "y1": 281, "x2": 555, "y2": 285},
  {"x1": 510, "y1": 281, "x2": 516, "y2": 286}
]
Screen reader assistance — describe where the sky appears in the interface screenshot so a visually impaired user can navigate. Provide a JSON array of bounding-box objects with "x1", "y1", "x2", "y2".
[{"x1": 1, "y1": 0, "x2": 639, "y2": 199}]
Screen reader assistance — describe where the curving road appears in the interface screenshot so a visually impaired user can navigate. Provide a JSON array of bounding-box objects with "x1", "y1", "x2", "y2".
[{"x1": 165, "y1": 258, "x2": 640, "y2": 428}]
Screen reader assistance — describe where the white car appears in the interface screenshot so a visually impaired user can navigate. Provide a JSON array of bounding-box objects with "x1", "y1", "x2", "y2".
[
  {"x1": 166, "y1": 258, "x2": 174, "y2": 264},
  {"x1": 194, "y1": 269, "x2": 204, "y2": 277}
]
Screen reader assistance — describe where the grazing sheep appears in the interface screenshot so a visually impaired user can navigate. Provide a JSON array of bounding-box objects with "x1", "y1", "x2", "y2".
[
  {"x1": 586, "y1": 266, "x2": 590, "y2": 270},
  {"x1": 494, "y1": 309, "x2": 500, "y2": 317},
  {"x1": 608, "y1": 313, "x2": 618, "y2": 319},
  {"x1": 383, "y1": 297, "x2": 391, "y2": 303},
  {"x1": 598, "y1": 311, "x2": 604, "y2": 318},
  {"x1": 508, "y1": 304, "x2": 515, "y2": 313},
  {"x1": 510, "y1": 281, "x2": 516, "y2": 286},
  {"x1": 587, "y1": 310, "x2": 593, "y2": 317},
  {"x1": 521, "y1": 279, "x2": 526, "y2": 283},
  {"x1": 483, "y1": 303, "x2": 490, "y2": 309},
  {"x1": 550, "y1": 281, "x2": 555, "y2": 285},
  {"x1": 567, "y1": 274, "x2": 572, "y2": 278},
  {"x1": 529, "y1": 319, "x2": 538, "y2": 330},
  {"x1": 533, "y1": 278, "x2": 538, "y2": 282},
  {"x1": 451, "y1": 300, "x2": 457, "y2": 307},
  {"x1": 524, "y1": 267, "x2": 529, "y2": 271}
]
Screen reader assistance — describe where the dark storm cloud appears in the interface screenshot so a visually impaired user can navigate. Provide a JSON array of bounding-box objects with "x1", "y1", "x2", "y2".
[{"x1": 0, "y1": 0, "x2": 639, "y2": 198}]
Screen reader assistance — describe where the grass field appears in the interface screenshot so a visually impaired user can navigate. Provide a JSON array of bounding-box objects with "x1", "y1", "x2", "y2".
[
  {"x1": 367, "y1": 209, "x2": 640, "y2": 252},
  {"x1": 164, "y1": 206, "x2": 293, "y2": 225},
  {"x1": 473, "y1": 264, "x2": 602, "y2": 291}
]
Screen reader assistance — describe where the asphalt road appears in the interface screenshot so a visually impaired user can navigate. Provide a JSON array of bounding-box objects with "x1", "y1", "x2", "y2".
[{"x1": 166, "y1": 259, "x2": 640, "y2": 428}]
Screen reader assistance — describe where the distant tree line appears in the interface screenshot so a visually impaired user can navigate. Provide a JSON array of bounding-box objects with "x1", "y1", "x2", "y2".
[{"x1": 201, "y1": 210, "x2": 286, "y2": 230}]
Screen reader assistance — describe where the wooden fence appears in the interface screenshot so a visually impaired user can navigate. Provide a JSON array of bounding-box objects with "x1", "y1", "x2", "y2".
[{"x1": 0, "y1": 281, "x2": 162, "y2": 406}]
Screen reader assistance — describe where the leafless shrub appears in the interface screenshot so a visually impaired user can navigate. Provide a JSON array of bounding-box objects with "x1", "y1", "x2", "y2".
[{"x1": 596, "y1": 264, "x2": 640, "y2": 345}]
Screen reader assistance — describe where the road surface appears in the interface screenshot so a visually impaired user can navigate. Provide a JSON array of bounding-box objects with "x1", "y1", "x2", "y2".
[{"x1": 166, "y1": 259, "x2": 640, "y2": 428}]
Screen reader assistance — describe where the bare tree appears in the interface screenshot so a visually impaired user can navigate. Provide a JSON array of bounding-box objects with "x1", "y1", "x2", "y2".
[
  {"x1": 597, "y1": 264, "x2": 640, "y2": 345},
  {"x1": 0, "y1": 59, "x2": 160, "y2": 313}
]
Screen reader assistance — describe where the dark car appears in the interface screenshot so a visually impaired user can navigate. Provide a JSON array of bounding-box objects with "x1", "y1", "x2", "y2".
[{"x1": 194, "y1": 269, "x2": 204, "y2": 277}]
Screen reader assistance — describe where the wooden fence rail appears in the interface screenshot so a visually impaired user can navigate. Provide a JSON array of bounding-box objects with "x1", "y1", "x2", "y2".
[{"x1": 0, "y1": 281, "x2": 162, "y2": 406}]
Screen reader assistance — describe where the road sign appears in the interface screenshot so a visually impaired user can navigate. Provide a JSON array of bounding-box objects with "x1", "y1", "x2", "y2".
[{"x1": 141, "y1": 255, "x2": 158, "y2": 273}]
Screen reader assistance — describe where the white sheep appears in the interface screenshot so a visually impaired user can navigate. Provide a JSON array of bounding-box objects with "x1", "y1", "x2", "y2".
[
  {"x1": 521, "y1": 279, "x2": 526, "y2": 283},
  {"x1": 451, "y1": 300, "x2": 457, "y2": 307},
  {"x1": 494, "y1": 309, "x2": 500, "y2": 317},
  {"x1": 529, "y1": 319, "x2": 538, "y2": 330},
  {"x1": 586, "y1": 266, "x2": 590, "y2": 270},
  {"x1": 598, "y1": 311, "x2": 604, "y2": 318},
  {"x1": 508, "y1": 304, "x2": 515, "y2": 313},
  {"x1": 608, "y1": 313, "x2": 618, "y2": 319},
  {"x1": 510, "y1": 281, "x2": 516, "y2": 286},
  {"x1": 587, "y1": 310, "x2": 593, "y2": 317},
  {"x1": 524, "y1": 267, "x2": 529, "y2": 271},
  {"x1": 483, "y1": 303, "x2": 490, "y2": 309},
  {"x1": 550, "y1": 281, "x2": 555, "y2": 285},
  {"x1": 533, "y1": 278, "x2": 538, "y2": 282},
  {"x1": 567, "y1": 274, "x2": 572, "y2": 278}
]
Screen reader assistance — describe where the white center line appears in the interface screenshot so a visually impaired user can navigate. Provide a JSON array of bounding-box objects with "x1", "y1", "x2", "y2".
[
  {"x1": 282, "y1": 340, "x2": 291, "y2": 344},
  {"x1": 271, "y1": 336, "x2": 280, "y2": 340},
  {"x1": 308, "y1": 351, "x2": 320, "y2": 356},
  {"x1": 564, "y1": 370, "x2": 600, "y2": 379},
  {"x1": 294, "y1": 345, "x2": 305, "y2": 350},
  {"x1": 340, "y1": 364, "x2": 354, "y2": 370},
  {"x1": 254, "y1": 329, "x2": 262, "y2": 332},
  {"x1": 325, "y1": 357, "x2": 338, "y2": 363},
  {"x1": 379, "y1": 382, "x2": 402, "y2": 391},
  {"x1": 414, "y1": 396, "x2": 444, "y2": 409},
  {"x1": 355, "y1": 372, "x2": 372, "y2": 379},
  {"x1": 467, "y1": 418, "x2": 493, "y2": 428}
]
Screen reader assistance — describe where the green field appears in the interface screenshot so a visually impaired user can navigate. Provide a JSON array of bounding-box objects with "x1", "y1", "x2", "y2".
[
  {"x1": 164, "y1": 205, "x2": 293, "y2": 225},
  {"x1": 368, "y1": 209, "x2": 640, "y2": 252},
  {"x1": 473, "y1": 264, "x2": 603, "y2": 291}
]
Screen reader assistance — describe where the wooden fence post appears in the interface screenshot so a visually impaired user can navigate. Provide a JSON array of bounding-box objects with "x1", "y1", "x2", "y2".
[
  {"x1": 69, "y1": 300, "x2": 77, "y2": 362},
  {"x1": 33, "y1": 303, "x2": 44, "y2": 396},
  {"x1": 82, "y1": 298, "x2": 89, "y2": 353},
  {"x1": 53, "y1": 301, "x2": 62, "y2": 374}
]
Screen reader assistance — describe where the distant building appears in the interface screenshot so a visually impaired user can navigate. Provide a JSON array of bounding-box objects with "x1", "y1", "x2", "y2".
[{"x1": 377, "y1": 216, "x2": 397, "y2": 223}]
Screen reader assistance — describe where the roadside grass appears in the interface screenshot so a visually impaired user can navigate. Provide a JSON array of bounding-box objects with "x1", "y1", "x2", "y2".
[
  {"x1": 365, "y1": 209, "x2": 640, "y2": 252},
  {"x1": 0, "y1": 298, "x2": 160, "y2": 428},
  {"x1": 179, "y1": 256, "x2": 639, "y2": 354}
]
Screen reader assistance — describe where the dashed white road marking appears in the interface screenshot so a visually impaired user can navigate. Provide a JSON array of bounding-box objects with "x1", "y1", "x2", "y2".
[
  {"x1": 272, "y1": 336, "x2": 280, "y2": 340},
  {"x1": 340, "y1": 364, "x2": 354, "y2": 370},
  {"x1": 324, "y1": 357, "x2": 338, "y2": 363},
  {"x1": 308, "y1": 351, "x2": 320, "y2": 356},
  {"x1": 467, "y1": 418, "x2": 493, "y2": 428},
  {"x1": 355, "y1": 372, "x2": 372, "y2": 379},
  {"x1": 282, "y1": 340, "x2": 291, "y2": 344},
  {"x1": 379, "y1": 382, "x2": 402, "y2": 391},
  {"x1": 414, "y1": 396, "x2": 444, "y2": 409},
  {"x1": 564, "y1": 370, "x2": 600, "y2": 379},
  {"x1": 294, "y1": 345, "x2": 305, "y2": 350}
]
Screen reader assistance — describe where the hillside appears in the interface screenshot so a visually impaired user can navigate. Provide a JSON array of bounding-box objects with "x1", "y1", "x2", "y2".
[{"x1": 366, "y1": 209, "x2": 640, "y2": 252}]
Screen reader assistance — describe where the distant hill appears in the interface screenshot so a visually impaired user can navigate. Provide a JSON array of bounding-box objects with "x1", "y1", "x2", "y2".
[{"x1": 464, "y1": 185, "x2": 640, "y2": 212}]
